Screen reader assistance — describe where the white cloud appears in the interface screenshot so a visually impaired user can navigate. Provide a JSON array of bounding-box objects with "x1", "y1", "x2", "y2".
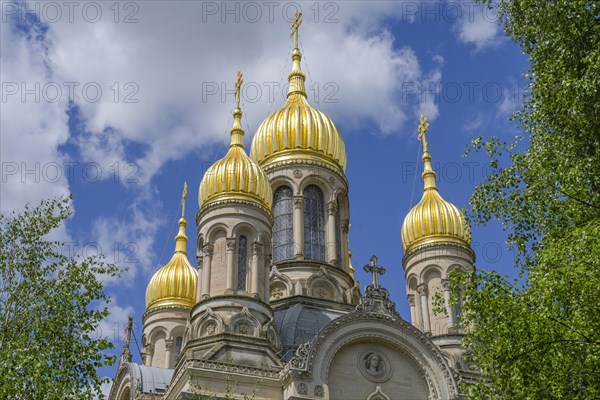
[
  {"x1": 416, "y1": 67, "x2": 442, "y2": 122},
  {"x1": 91, "y1": 196, "x2": 162, "y2": 286},
  {"x1": 0, "y1": 16, "x2": 71, "y2": 213},
  {"x1": 464, "y1": 112, "x2": 486, "y2": 131},
  {"x1": 96, "y1": 296, "x2": 135, "y2": 347},
  {"x1": 0, "y1": 1, "x2": 439, "y2": 187},
  {"x1": 98, "y1": 379, "x2": 112, "y2": 400},
  {"x1": 454, "y1": 2, "x2": 502, "y2": 51},
  {"x1": 498, "y1": 87, "x2": 521, "y2": 117}
]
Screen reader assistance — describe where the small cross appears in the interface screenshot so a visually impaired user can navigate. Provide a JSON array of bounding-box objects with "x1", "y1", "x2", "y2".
[
  {"x1": 290, "y1": 11, "x2": 302, "y2": 49},
  {"x1": 417, "y1": 115, "x2": 430, "y2": 153},
  {"x1": 364, "y1": 255, "x2": 386, "y2": 289},
  {"x1": 234, "y1": 70, "x2": 243, "y2": 109},
  {"x1": 181, "y1": 181, "x2": 188, "y2": 217}
]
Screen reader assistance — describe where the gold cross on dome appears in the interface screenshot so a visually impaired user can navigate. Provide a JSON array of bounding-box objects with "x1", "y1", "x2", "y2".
[
  {"x1": 418, "y1": 115, "x2": 430, "y2": 153},
  {"x1": 235, "y1": 70, "x2": 243, "y2": 109},
  {"x1": 290, "y1": 11, "x2": 302, "y2": 49},
  {"x1": 363, "y1": 255, "x2": 386, "y2": 289},
  {"x1": 181, "y1": 181, "x2": 188, "y2": 217}
]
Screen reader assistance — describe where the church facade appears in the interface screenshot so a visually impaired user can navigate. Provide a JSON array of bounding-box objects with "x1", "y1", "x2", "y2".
[{"x1": 109, "y1": 15, "x2": 478, "y2": 400}]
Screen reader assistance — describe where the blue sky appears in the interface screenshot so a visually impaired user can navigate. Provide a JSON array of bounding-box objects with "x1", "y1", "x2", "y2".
[{"x1": 1, "y1": 1, "x2": 529, "y2": 393}]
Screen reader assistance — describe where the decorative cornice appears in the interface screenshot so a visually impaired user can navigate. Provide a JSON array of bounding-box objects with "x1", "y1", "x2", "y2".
[
  {"x1": 263, "y1": 156, "x2": 348, "y2": 187},
  {"x1": 196, "y1": 197, "x2": 273, "y2": 224},
  {"x1": 142, "y1": 304, "x2": 192, "y2": 322},
  {"x1": 402, "y1": 240, "x2": 475, "y2": 265}
]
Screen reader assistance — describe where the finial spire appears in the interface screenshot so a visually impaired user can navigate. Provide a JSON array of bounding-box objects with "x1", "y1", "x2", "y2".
[
  {"x1": 418, "y1": 115, "x2": 430, "y2": 153},
  {"x1": 175, "y1": 182, "x2": 188, "y2": 254},
  {"x1": 363, "y1": 255, "x2": 386, "y2": 289},
  {"x1": 290, "y1": 11, "x2": 302, "y2": 49},
  {"x1": 287, "y1": 12, "x2": 307, "y2": 98},
  {"x1": 120, "y1": 316, "x2": 133, "y2": 364},
  {"x1": 235, "y1": 70, "x2": 243, "y2": 110},
  {"x1": 181, "y1": 181, "x2": 188, "y2": 218},
  {"x1": 417, "y1": 115, "x2": 437, "y2": 191},
  {"x1": 230, "y1": 71, "x2": 245, "y2": 148}
]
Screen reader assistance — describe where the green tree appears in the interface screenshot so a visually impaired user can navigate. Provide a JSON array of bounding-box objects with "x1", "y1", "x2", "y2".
[
  {"x1": 0, "y1": 196, "x2": 122, "y2": 399},
  {"x1": 450, "y1": 1, "x2": 600, "y2": 399}
]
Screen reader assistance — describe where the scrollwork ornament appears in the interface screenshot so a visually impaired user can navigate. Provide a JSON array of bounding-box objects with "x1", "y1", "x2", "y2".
[{"x1": 290, "y1": 341, "x2": 311, "y2": 370}]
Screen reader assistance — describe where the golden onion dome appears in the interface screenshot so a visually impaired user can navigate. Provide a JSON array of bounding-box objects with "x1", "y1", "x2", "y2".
[
  {"x1": 198, "y1": 72, "x2": 273, "y2": 212},
  {"x1": 146, "y1": 184, "x2": 198, "y2": 311},
  {"x1": 249, "y1": 17, "x2": 346, "y2": 173},
  {"x1": 401, "y1": 117, "x2": 471, "y2": 255}
]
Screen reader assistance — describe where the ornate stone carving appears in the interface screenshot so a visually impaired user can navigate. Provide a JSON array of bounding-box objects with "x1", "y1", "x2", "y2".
[
  {"x1": 366, "y1": 386, "x2": 390, "y2": 400},
  {"x1": 284, "y1": 311, "x2": 461, "y2": 399},
  {"x1": 441, "y1": 279, "x2": 451, "y2": 291},
  {"x1": 236, "y1": 321, "x2": 251, "y2": 335},
  {"x1": 252, "y1": 241, "x2": 263, "y2": 256},
  {"x1": 165, "y1": 339, "x2": 174, "y2": 350},
  {"x1": 313, "y1": 284, "x2": 331, "y2": 300},
  {"x1": 293, "y1": 196, "x2": 303, "y2": 210},
  {"x1": 271, "y1": 286, "x2": 284, "y2": 300},
  {"x1": 230, "y1": 308, "x2": 259, "y2": 337},
  {"x1": 202, "y1": 243, "x2": 214, "y2": 256},
  {"x1": 358, "y1": 349, "x2": 393, "y2": 383},
  {"x1": 356, "y1": 256, "x2": 401, "y2": 318},
  {"x1": 293, "y1": 169, "x2": 303, "y2": 179},
  {"x1": 327, "y1": 200, "x2": 338, "y2": 216},
  {"x1": 226, "y1": 237, "x2": 236, "y2": 252},
  {"x1": 297, "y1": 383, "x2": 308, "y2": 395},
  {"x1": 204, "y1": 322, "x2": 217, "y2": 336},
  {"x1": 290, "y1": 341, "x2": 310, "y2": 369},
  {"x1": 407, "y1": 293, "x2": 416, "y2": 307},
  {"x1": 417, "y1": 283, "x2": 428, "y2": 296},
  {"x1": 328, "y1": 175, "x2": 337, "y2": 185},
  {"x1": 314, "y1": 385, "x2": 324, "y2": 397}
]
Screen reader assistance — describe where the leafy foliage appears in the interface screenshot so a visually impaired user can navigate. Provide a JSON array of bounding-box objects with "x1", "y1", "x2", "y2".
[
  {"x1": 450, "y1": 1, "x2": 600, "y2": 398},
  {"x1": 0, "y1": 196, "x2": 121, "y2": 399}
]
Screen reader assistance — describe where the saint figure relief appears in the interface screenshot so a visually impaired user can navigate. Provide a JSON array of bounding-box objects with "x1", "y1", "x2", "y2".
[{"x1": 364, "y1": 352, "x2": 384, "y2": 376}]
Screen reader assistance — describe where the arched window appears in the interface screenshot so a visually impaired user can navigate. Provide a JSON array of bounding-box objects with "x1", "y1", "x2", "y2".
[
  {"x1": 303, "y1": 185, "x2": 325, "y2": 261},
  {"x1": 237, "y1": 235, "x2": 247, "y2": 291},
  {"x1": 335, "y1": 199, "x2": 342, "y2": 265},
  {"x1": 174, "y1": 336, "x2": 183, "y2": 361},
  {"x1": 273, "y1": 186, "x2": 294, "y2": 262}
]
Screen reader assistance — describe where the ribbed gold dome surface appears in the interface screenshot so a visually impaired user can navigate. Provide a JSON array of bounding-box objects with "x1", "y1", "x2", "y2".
[
  {"x1": 146, "y1": 213, "x2": 197, "y2": 311},
  {"x1": 401, "y1": 118, "x2": 471, "y2": 254},
  {"x1": 249, "y1": 45, "x2": 346, "y2": 173},
  {"x1": 198, "y1": 104, "x2": 273, "y2": 212}
]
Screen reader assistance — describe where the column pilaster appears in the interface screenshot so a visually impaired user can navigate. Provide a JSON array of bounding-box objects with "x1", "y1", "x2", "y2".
[
  {"x1": 225, "y1": 238, "x2": 236, "y2": 294},
  {"x1": 326, "y1": 200, "x2": 338, "y2": 265},
  {"x1": 251, "y1": 242, "x2": 263, "y2": 298},
  {"x1": 293, "y1": 195, "x2": 304, "y2": 259},
  {"x1": 201, "y1": 243, "x2": 214, "y2": 298},
  {"x1": 417, "y1": 284, "x2": 431, "y2": 334}
]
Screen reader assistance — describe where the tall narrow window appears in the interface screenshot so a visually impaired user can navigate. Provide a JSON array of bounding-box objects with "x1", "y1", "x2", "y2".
[
  {"x1": 335, "y1": 200, "x2": 342, "y2": 265},
  {"x1": 237, "y1": 235, "x2": 247, "y2": 291},
  {"x1": 304, "y1": 185, "x2": 325, "y2": 261},
  {"x1": 273, "y1": 186, "x2": 294, "y2": 262},
  {"x1": 174, "y1": 336, "x2": 183, "y2": 361}
]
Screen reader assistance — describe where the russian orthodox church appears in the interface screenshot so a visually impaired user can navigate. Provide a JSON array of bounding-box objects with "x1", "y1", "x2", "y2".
[{"x1": 110, "y1": 14, "x2": 478, "y2": 400}]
